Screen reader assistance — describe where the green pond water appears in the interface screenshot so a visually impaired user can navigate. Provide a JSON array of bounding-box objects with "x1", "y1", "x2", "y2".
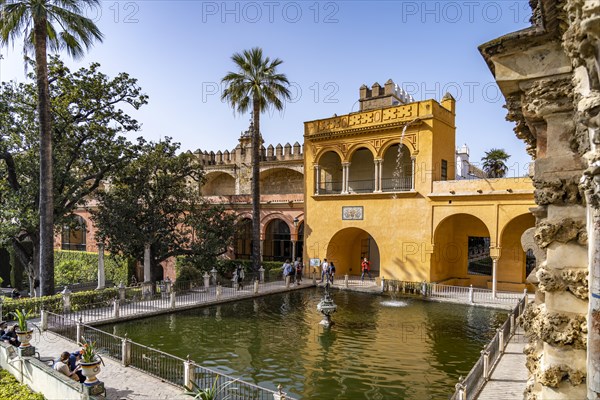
[{"x1": 100, "y1": 288, "x2": 506, "y2": 399}]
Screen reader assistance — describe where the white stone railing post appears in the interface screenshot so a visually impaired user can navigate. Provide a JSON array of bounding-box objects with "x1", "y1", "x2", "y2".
[
  {"x1": 113, "y1": 299, "x2": 120, "y2": 318},
  {"x1": 183, "y1": 358, "x2": 195, "y2": 391},
  {"x1": 510, "y1": 313, "x2": 515, "y2": 335},
  {"x1": 40, "y1": 310, "x2": 48, "y2": 331},
  {"x1": 170, "y1": 291, "x2": 176, "y2": 308},
  {"x1": 468, "y1": 285, "x2": 474, "y2": 304},
  {"x1": 285, "y1": 275, "x2": 291, "y2": 288},
  {"x1": 259, "y1": 266, "x2": 265, "y2": 283},
  {"x1": 455, "y1": 378, "x2": 466, "y2": 400},
  {"x1": 76, "y1": 320, "x2": 83, "y2": 345},
  {"x1": 210, "y1": 267, "x2": 218, "y2": 285},
  {"x1": 216, "y1": 284, "x2": 222, "y2": 300},
  {"x1": 61, "y1": 286, "x2": 72, "y2": 314},
  {"x1": 344, "y1": 274, "x2": 349, "y2": 288},
  {"x1": 121, "y1": 337, "x2": 131, "y2": 366},
  {"x1": 498, "y1": 328, "x2": 505, "y2": 354},
  {"x1": 254, "y1": 280, "x2": 259, "y2": 294},
  {"x1": 482, "y1": 350, "x2": 490, "y2": 381},
  {"x1": 203, "y1": 272, "x2": 210, "y2": 288}
]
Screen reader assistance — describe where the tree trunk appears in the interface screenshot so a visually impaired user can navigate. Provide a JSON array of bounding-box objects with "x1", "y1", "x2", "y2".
[
  {"x1": 251, "y1": 100, "x2": 261, "y2": 273},
  {"x1": 34, "y1": 16, "x2": 55, "y2": 296}
]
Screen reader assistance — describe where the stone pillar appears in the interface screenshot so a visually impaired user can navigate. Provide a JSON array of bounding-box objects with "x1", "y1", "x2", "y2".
[
  {"x1": 203, "y1": 272, "x2": 210, "y2": 288},
  {"x1": 210, "y1": 267, "x2": 218, "y2": 285},
  {"x1": 259, "y1": 266, "x2": 265, "y2": 283},
  {"x1": 143, "y1": 243, "x2": 151, "y2": 283},
  {"x1": 374, "y1": 159, "x2": 383, "y2": 192},
  {"x1": 40, "y1": 310, "x2": 48, "y2": 331},
  {"x1": 97, "y1": 242, "x2": 106, "y2": 290},
  {"x1": 61, "y1": 286, "x2": 72, "y2": 314},
  {"x1": 113, "y1": 299, "x2": 120, "y2": 318},
  {"x1": 343, "y1": 162, "x2": 351, "y2": 194},
  {"x1": 291, "y1": 240, "x2": 297, "y2": 261},
  {"x1": 121, "y1": 338, "x2": 131, "y2": 366},
  {"x1": 314, "y1": 164, "x2": 320, "y2": 195},
  {"x1": 253, "y1": 279, "x2": 259, "y2": 294},
  {"x1": 411, "y1": 158, "x2": 416, "y2": 190},
  {"x1": 183, "y1": 358, "x2": 195, "y2": 391},
  {"x1": 491, "y1": 257, "x2": 498, "y2": 298}
]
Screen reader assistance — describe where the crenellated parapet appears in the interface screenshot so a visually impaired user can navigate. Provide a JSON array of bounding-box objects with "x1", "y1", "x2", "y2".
[{"x1": 195, "y1": 141, "x2": 303, "y2": 166}]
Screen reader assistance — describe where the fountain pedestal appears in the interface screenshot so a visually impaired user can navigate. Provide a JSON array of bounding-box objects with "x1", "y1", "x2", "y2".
[{"x1": 316, "y1": 282, "x2": 337, "y2": 327}]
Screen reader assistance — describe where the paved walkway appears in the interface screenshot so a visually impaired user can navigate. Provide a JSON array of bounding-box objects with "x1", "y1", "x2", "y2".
[
  {"x1": 476, "y1": 327, "x2": 528, "y2": 399},
  {"x1": 32, "y1": 330, "x2": 190, "y2": 400}
]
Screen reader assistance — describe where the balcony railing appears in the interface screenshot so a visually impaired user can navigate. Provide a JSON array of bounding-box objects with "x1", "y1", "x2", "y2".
[
  {"x1": 381, "y1": 177, "x2": 412, "y2": 191},
  {"x1": 318, "y1": 180, "x2": 343, "y2": 194},
  {"x1": 316, "y1": 177, "x2": 413, "y2": 195},
  {"x1": 347, "y1": 179, "x2": 374, "y2": 193}
]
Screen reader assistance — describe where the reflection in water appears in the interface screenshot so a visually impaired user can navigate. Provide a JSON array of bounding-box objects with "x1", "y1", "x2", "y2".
[{"x1": 99, "y1": 288, "x2": 505, "y2": 399}]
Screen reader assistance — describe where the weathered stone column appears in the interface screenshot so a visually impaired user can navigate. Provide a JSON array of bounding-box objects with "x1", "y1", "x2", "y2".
[
  {"x1": 96, "y1": 242, "x2": 105, "y2": 290},
  {"x1": 314, "y1": 164, "x2": 320, "y2": 195},
  {"x1": 143, "y1": 243, "x2": 151, "y2": 283}
]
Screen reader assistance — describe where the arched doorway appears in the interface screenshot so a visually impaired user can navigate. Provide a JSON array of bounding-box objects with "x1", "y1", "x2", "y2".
[
  {"x1": 324, "y1": 228, "x2": 380, "y2": 276},
  {"x1": 432, "y1": 214, "x2": 491, "y2": 287},
  {"x1": 61, "y1": 215, "x2": 87, "y2": 251},
  {"x1": 499, "y1": 213, "x2": 535, "y2": 288},
  {"x1": 264, "y1": 219, "x2": 292, "y2": 262}
]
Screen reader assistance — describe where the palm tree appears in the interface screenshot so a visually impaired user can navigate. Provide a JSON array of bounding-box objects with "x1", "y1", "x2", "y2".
[
  {"x1": 221, "y1": 47, "x2": 291, "y2": 272},
  {"x1": 482, "y1": 148, "x2": 510, "y2": 178},
  {"x1": 0, "y1": 0, "x2": 103, "y2": 296}
]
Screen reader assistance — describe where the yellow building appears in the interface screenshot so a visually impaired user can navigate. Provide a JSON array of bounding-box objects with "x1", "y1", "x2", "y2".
[{"x1": 303, "y1": 80, "x2": 535, "y2": 291}]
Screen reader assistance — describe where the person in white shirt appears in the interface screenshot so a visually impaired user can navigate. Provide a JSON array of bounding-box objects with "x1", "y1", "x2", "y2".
[
  {"x1": 54, "y1": 351, "x2": 80, "y2": 381},
  {"x1": 321, "y1": 259, "x2": 329, "y2": 283}
]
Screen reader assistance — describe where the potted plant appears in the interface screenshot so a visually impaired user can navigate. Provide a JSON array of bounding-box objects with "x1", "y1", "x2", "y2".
[
  {"x1": 9, "y1": 309, "x2": 35, "y2": 348},
  {"x1": 79, "y1": 336, "x2": 104, "y2": 386},
  {"x1": 184, "y1": 375, "x2": 237, "y2": 400}
]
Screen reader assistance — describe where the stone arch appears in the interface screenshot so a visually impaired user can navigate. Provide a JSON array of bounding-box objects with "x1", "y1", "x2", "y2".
[
  {"x1": 260, "y1": 168, "x2": 304, "y2": 195},
  {"x1": 497, "y1": 213, "x2": 535, "y2": 287},
  {"x1": 263, "y1": 218, "x2": 292, "y2": 262},
  {"x1": 347, "y1": 146, "x2": 375, "y2": 193},
  {"x1": 381, "y1": 143, "x2": 413, "y2": 191},
  {"x1": 432, "y1": 213, "x2": 491, "y2": 287},
  {"x1": 314, "y1": 147, "x2": 344, "y2": 164},
  {"x1": 346, "y1": 142, "x2": 377, "y2": 161},
  {"x1": 201, "y1": 171, "x2": 236, "y2": 196},
  {"x1": 316, "y1": 150, "x2": 343, "y2": 194},
  {"x1": 379, "y1": 139, "x2": 414, "y2": 159},
  {"x1": 324, "y1": 227, "x2": 380, "y2": 276}
]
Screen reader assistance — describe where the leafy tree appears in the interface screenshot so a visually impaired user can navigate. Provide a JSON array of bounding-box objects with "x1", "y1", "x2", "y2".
[
  {"x1": 91, "y1": 138, "x2": 236, "y2": 283},
  {"x1": 221, "y1": 47, "x2": 291, "y2": 272},
  {"x1": 0, "y1": 57, "x2": 146, "y2": 295},
  {"x1": 482, "y1": 148, "x2": 510, "y2": 178},
  {"x1": 0, "y1": 0, "x2": 103, "y2": 296}
]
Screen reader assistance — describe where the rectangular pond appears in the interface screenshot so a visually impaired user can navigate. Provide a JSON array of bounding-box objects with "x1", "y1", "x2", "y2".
[{"x1": 99, "y1": 288, "x2": 507, "y2": 399}]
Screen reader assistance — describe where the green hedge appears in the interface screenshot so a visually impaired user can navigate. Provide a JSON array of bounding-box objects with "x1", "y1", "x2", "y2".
[
  {"x1": 176, "y1": 258, "x2": 289, "y2": 281},
  {"x1": 0, "y1": 369, "x2": 45, "y2": 400},
  {"x1": 54, "y1": 250, "x2": 128, "y2": 287}
]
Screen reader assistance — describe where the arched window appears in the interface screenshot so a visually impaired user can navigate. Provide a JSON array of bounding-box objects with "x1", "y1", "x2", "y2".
[
  {"x1": 61, "y1": 215, "x2": 87, "y2": 251},
  {"x1": 234, "y1": 218, "x2": 253, "y2": 259},
  {"x1": 264, "y1": 219, "x2": 291, "y2": 262}
]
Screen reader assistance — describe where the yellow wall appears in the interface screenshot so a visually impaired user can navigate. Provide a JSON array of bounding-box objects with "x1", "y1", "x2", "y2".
[{"x1": 303, "y1": 97, "x2": 536, "y2": 290}]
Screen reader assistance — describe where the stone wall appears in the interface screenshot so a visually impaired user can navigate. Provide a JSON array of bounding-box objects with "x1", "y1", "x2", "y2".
[{"x1": 480, "y1": 0, "x2": 600, "y2": 398}]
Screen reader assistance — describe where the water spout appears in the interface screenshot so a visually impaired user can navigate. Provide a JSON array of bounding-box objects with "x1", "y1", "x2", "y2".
[{"x1": 392, "y1": 118, "x2": 421, "y2": 196}]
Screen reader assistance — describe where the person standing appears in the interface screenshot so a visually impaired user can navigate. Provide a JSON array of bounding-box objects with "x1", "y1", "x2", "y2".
[
  {"x1": 361, "y1": 257, "x2": 372, "y2": 281},
  {"x1": 294, "y1": 257, "x2": 303, "y2": 284},
  {"x1": 282, "y1": 259, "x2": 293, "y2": 286},
  {"x1": 235, "y1": 265, "x2": 245, "y2": 290},
  {"x1": 320, "y1": 258, "x2": 329, "y2": 283},
  {"x1": 328, "y1": 261, "x2": 336, "y2": 284}
]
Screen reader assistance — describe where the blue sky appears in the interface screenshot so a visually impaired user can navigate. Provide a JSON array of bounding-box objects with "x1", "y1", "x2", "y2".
[{"x1": 0, "y1": 1, "x2": 533, "y2": 175}]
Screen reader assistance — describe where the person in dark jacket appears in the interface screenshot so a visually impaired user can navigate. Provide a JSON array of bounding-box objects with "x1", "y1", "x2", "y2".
[
  {"x1": 1, "y1": 325, "x2": 20, "y2": 347},
  {"x1": 68, "y1": 351, "x2": 86, "y2": 383}
]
